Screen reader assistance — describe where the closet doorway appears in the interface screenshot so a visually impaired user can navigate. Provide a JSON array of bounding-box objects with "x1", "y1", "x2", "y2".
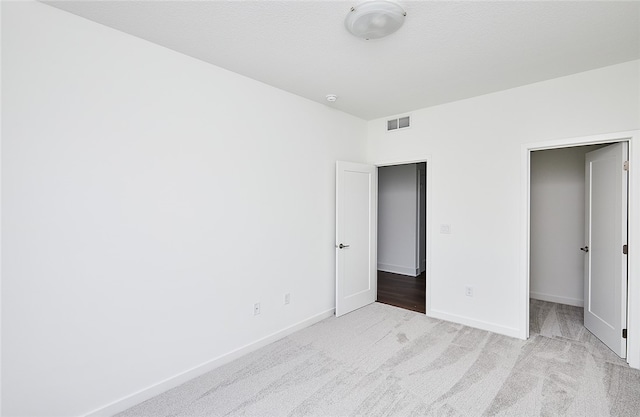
[{"x1": 530, "y1": 142, "x2": 628, "y2": 357}]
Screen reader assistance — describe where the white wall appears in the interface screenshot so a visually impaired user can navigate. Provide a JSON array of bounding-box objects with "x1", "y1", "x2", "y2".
[
  {"x1": 367, "y1": 60, "x2": 640, "y2": 337},
  {"x1": 530, "y1": 146, "x2": 604, "y2": 307},
  {"x1": 1, "y1": 2, "x2": 367, "y2": 416},
  {"x1": 377, "y1": 164, "x2": 418, "y2": 276}
]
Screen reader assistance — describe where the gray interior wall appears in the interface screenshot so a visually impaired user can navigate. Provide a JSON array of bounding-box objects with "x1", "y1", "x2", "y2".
[
  {"x1": 530, "y1": 145, "x2": 606, "y2": 306},
  {"x1": 418, "y1": 163, "x2": 427, "y2": 273},
  {"x1": 378, "y1": 164, "x2": 419, "y2": 276}
]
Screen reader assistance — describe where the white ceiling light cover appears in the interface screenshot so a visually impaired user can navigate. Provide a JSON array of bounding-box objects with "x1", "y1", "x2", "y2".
[{"x1": 345, "y1": 1, "x2": 406, "y2": 40}]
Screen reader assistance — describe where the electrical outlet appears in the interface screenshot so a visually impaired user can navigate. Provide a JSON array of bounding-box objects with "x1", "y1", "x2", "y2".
[
  {"x1": 465, "y1": 286, "x2": 473, "y2": 297},
  {"x1": 440, "y1": 224, "x2": 451, "y2": 234},
  {"x1": 284, "y1": 293, "x2": 291, "y2": 305},
  {"x1": 254, "y1": 302, "x2": 261, "y2": 315}
]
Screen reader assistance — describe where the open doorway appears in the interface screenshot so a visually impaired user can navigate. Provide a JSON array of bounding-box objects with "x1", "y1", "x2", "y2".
[
  {"x1": 376, "y1": 162, "x2": 426, "y2": 313},
  {"x1": 529, "y1": 142, "x2": 628, "y2": 358}
]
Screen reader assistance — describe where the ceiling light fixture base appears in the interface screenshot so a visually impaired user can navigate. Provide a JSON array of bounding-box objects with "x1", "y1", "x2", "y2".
[{"x1": 345, "y1": 1, "x2": 406, "y2": 40}]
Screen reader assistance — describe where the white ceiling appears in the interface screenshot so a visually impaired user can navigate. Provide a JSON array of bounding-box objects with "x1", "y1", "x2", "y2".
[{"x1": 44, "y1": 1, "x2": 640, "y2": 120}]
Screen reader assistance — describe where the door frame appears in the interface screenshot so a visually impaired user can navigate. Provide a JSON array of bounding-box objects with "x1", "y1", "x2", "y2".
[
  {"x1": 520, "y1": 130, "x2": 640, "y2": 368},
  {"x1": 376, "y1": 157, "x2": 432, "y2": 315}
]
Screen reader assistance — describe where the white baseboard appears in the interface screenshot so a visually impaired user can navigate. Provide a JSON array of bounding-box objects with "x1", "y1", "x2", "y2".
[
  {"x1": 530, "y1": 291, "x2": 584, "y2": 307},
  {"x1": 378, "y1": 263, "x2": 419, "y2": 277},
  {"x1": 84, "y1": 308, "x2": 335, "y2": 417},
  {"x1": 427, "y1": 308, "x2": 521, "y2": 339}
]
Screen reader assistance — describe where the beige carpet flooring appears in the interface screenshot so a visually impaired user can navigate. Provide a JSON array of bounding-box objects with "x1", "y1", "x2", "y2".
[{"x1": 117, "y1": 300, "x2": 640, "y2": 416}]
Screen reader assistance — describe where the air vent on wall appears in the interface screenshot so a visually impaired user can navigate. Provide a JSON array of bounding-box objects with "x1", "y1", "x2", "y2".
[{"x1": 387, "y1": 115, "x2": 410, "y2": 131}]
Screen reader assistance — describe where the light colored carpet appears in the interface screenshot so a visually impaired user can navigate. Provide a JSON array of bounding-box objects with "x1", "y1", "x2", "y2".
[{"x1": 117, "y1": 301, "x2": 640, "y2": 416}]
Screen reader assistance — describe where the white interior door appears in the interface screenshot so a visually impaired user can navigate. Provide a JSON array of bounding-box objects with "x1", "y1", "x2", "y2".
[
  {"x1": 335, "y1": 161, "x2": 377, "y2": 317},
  {"x1": 584, "y1": 142, "x2": 628, "y2": 357}
]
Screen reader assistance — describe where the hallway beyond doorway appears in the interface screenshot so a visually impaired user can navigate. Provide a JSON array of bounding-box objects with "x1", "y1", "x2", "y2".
[{"x1": 377, "y1": 270, "x2": 426, "y2": 313}]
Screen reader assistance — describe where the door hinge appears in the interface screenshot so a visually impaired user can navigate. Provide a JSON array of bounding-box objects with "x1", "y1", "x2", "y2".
[
  {"x1": 623, "y1": 244, "x2": 628, "y2": 255},
  {"x1": 624, "y1": 161, "x2": 629, "y2": 171},
  {"x1": 623, "y1": 329, "x2": 627, "y2": 339}
]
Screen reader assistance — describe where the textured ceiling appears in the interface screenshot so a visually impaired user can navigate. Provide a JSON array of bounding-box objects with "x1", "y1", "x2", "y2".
[{"x1": 44, "y1": 1, "x2": 640, "y2": 120}]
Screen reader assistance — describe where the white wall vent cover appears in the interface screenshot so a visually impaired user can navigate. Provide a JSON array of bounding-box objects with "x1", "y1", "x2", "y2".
[{"x1": 387, "y1": 115, "x2": 410, "y2": 131}]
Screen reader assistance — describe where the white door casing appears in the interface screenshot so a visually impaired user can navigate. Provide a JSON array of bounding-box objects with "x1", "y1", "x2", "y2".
[
  {"x1": 335, "y1": 161, "x2": 377, "y2": 317},
  {"x1": 584, "y1": 142, "x2": 628, "y2": 358}
]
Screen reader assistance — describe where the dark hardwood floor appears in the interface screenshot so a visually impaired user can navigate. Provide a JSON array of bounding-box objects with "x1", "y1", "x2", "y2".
[{"x1": 377, "y1": 270, "x2": 426, "y2": 313}]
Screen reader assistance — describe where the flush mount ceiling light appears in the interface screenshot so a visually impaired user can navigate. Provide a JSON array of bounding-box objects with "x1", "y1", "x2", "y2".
[
  {"x1": 326, "y1": 94, "x2": 338, "y2": 102},
  {"x1": 345, "y1": 1, "x2": 406, "y2": 40}
]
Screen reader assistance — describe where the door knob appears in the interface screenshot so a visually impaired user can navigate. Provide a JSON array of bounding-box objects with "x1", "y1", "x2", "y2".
[
  {"x1": 337, "y1": 243, "x2": 350, "y2": 249},
  {"x1": 580, "y1": 246, "x2": 589, "y2": 252}
]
